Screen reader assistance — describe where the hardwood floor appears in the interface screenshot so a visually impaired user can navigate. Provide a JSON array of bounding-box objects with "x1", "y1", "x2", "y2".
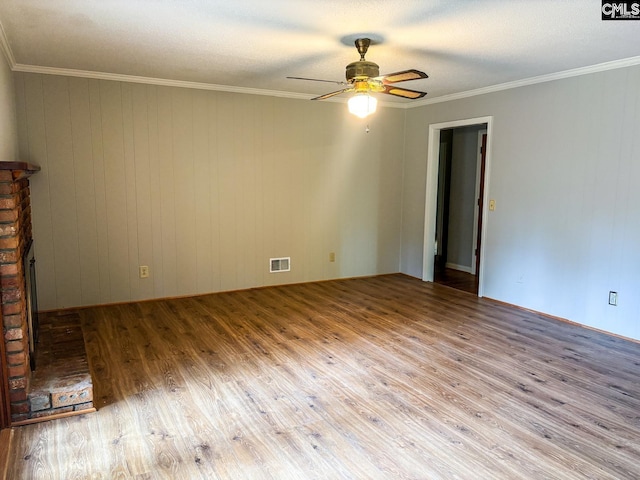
[
  {"x1": 434, "y1": 267, "x2": 478, "y2": 294},
  {"x1": 1, "y1": 428, "x2": 13, "y2": 479},
  {"x1": 7, "y1": 274, "x2": 640, "y2": 479}
]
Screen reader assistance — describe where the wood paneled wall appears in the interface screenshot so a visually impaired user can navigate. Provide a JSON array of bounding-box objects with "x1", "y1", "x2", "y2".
[
  {"x1": 0, "y1": 51, "x2": 17, "y2": 161},
  {"x1": 14, "y1": 73, "x2": 406, "y2": 310}
]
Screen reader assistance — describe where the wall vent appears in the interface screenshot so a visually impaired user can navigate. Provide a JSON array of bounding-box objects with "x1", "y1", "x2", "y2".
[{"x1": 270, "y1": 257, "x2": 291, "y2": 273}]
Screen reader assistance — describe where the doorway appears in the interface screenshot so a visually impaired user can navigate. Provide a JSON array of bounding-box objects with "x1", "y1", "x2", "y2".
[{"x1": 422, "y1": 117, "x2": 493, "y2": 297}]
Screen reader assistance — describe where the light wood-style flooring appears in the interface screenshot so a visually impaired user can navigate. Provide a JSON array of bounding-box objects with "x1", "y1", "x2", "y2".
[{"x1": 7, "y1": 274, "x2": 640, "y2": 479}]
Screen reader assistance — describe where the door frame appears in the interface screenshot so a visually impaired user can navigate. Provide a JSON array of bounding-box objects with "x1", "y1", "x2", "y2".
[
  {"x1": 422, "y1": 116, "x2": 493, "y2": 297},
  {"x1": 471, "y1": 129, "x2": 488, "y2": 275}
]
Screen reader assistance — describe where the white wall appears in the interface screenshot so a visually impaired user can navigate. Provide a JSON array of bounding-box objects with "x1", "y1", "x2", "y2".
[
  {"x1": 402, "y1": 65, "x2": 640, "y2": 341},
  {"x1": 15, "y1": 73, "x2": 406, "y2": 310},
  {"x1": 0, "y1": 49, "x2": 17, "y2": 160}
]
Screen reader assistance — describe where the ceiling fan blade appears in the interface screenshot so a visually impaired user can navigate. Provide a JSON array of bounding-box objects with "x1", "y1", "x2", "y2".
[
  {"x1": 382, "y1": 85, "x2": 427, "y2": 99},
  {"x1": 287, "y1": 76, "x2": 347, "y2": 86},
  {"x1": 311, "y1": 88, "x2": 353, "y2": 101},
  {"x1": 378, "y1": 69, "x2": 428, "y2": 84}
]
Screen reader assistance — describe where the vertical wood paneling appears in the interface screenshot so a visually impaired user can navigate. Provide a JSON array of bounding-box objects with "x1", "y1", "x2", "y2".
[
  {"x1": 206, "y1": 92, "x2": 222, "y2": 292},
  {"x1": 68, "y1": 77, "x2": 101, "y2": 305},
  {"x1": 235, "y1": 95, "x2": 258, "y2": 289},
  {"x1": 191, "y1": 89, "x2": 212, "y2": 294},
  {"x1": 339, "y1": 113, "x2": 374, "y2": 277},
  {"x1": 0, "y1": 54, "x2": 17, "y2": 161},
  {"x1": 131, "y1": 84, "x2": 154, "y2": 300},
  {"x1": 23, "y1": 74, "x2": 56, "y2": 309},
  {"x1": 321, "y1": 105, "x2": 344, "y2": 280},
  {"x1": 301, "y1": 102, "x2": 324, "y2": 281},
  {"x1": 17, "y1": 73, "x2": 407, "y2": 311},
  {"x1": 146, "y1": 86, "x2": 164, "y2": 298},
  {"x1": 268, "y1": 98, "x2": 298, "y2": 283},
  {"x1": 156, "y1": 86, "x2": 177, "y2": 296},
  {"x1": 87, "y1": 79, "x2": 111, "y2": 303},
  {"x1": 121, "y1": 83, "x2": 141, "y2": 300},
  {"x1": 255, "y1": 96, "x2": 268, "y2": 283},
  {"x1": 250, "y1": 96, "x2": 264, "y2": 287},
  {"x1": 99, "y1": 80, "x2": 131, "y2": 302},
  {"x1": 42, "y1": 76, "x2": 82, "y2": 308},
  {"x1": 374, "y1": 110, "x2": 404, "y2": 273},
  {"x1": 289, "y1": 100, "x2": 310, "y2": 282},
  {"x1": 216, "y1": 93, "x2": 239, "y2": 291},
  {"x1": 13, "y1": 73, "x2": 29, "y2": 160},
  {"x1": 172, "y1": 88, "x2": 197, "y2": 296},
  {"x1": 260, "y1": 97, "x2": 277, "y2": 286}
]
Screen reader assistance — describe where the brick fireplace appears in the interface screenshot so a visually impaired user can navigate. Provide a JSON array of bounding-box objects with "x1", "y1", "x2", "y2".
[
  {"x1": 0, "y1": 162, "x2": 94, "y2": 426},
  {"x1": 0, "y1": 162, "x2": 38, "y2": 425}
]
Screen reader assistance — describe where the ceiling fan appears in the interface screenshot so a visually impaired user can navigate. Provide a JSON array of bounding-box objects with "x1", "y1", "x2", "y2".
[{"x1": 287, "y1": 38, "x2": 428, "y2": 117}]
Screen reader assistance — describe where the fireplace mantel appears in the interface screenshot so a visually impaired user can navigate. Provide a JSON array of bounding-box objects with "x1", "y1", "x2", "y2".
[{"x1": 0, "y1": 162, "x2": 40, "y2": 180}]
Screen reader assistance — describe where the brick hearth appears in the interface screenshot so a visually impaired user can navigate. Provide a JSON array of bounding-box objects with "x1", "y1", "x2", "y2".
[{"x1": 26, "y1": 311, "x2": 94, "y2": 420}]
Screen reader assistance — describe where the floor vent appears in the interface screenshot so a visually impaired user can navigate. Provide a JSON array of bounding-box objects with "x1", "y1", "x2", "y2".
[{"x1": 270, "y1": 257, "x2": 290, "y2": 273}]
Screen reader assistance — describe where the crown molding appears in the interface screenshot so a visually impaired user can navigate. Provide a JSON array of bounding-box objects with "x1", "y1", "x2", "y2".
[
  {"x1": 11, "y1": 62, "x2": 411, "y2": 109},
  {"x1": 9, "y1": 54, "x2": 640, "y2": 109},
  {"x1": 0, "y1": 20, "x2": 15, "y2": 68},
  {"x1": 409, "y1": 55, "x2": 640, "y2": 108},
  {"x1": 11, "y1": 63, "x2": 316, "y2": 101}
]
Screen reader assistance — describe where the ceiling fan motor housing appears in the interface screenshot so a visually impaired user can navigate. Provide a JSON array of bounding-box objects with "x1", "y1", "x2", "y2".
[{"x1": 346, "y1": 60, "x2": 380, "y2": 82}]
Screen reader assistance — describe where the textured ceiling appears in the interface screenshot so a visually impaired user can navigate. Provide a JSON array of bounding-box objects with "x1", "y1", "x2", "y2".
[{"x1": 1, "y1": 0, "x2": 639, "y2": 105}]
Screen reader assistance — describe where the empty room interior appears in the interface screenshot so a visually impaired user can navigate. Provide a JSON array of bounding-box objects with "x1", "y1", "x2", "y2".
[{"x1": 0, "y1": 1, "x2": 639, "y2": 479}]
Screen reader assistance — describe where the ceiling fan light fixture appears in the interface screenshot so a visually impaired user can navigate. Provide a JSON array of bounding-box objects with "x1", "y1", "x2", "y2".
[
  {"x1": 288, "y1": 38, "x2": 427, "y2": 105},
  {"x1": 348, "y1": 93, "x2": 377, "y2": 118}
]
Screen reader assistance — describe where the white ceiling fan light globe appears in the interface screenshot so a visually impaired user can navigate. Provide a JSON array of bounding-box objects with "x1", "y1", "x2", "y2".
[{"x1": 348, "y1": 93, "x2": 377, "y2": 118}]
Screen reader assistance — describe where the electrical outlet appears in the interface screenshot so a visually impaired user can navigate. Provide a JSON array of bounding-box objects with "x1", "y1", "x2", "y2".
[
  {"x1": 329, "y1": 252, "x2": 336, "y2": 262},
  {"x1": 608, "y1": 291, "x2": 618, "y2": 306},
  {"x1": 139, "y1": 266, "x2": 150, "y2": 278}
]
